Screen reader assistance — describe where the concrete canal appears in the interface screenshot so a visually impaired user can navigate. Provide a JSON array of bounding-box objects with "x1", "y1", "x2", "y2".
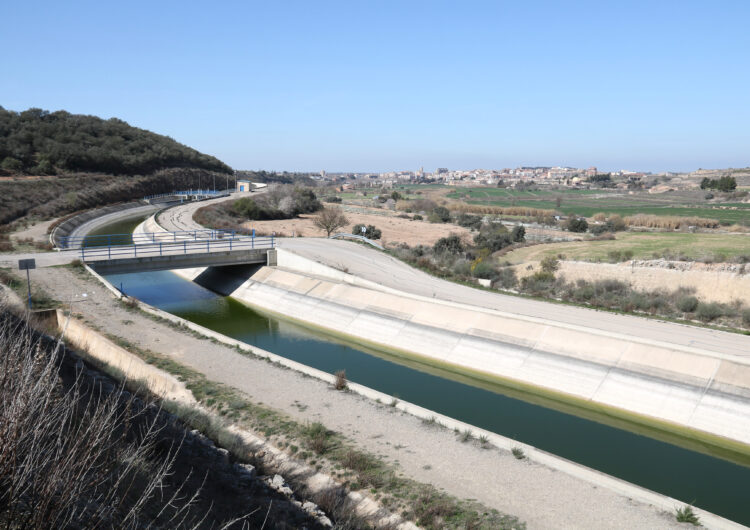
[{"x1": 96, "y1": 218, "x2": 750, "y2": 525}]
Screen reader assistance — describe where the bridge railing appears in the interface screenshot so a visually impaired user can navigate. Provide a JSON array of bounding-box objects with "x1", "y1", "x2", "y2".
[
  {"x1": 60, "y1": 229, "x2": 248, "y2": 249},
  {"x1": 79, "y1": 235, "x2": 274, "y2": 261}
]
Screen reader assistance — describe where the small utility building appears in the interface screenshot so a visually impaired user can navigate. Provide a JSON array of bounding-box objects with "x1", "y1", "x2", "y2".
[{"x1": 236, "y1": 179, "x2": 253, "y2": 192}]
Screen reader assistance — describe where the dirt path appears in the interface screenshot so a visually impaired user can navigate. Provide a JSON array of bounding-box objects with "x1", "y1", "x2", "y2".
[
  {"x1": 29, "y1": 265, "x2": 691, "y2": 529},
  {"x1": 10, "y1": 218, "x2": 57, "y2": 242}
]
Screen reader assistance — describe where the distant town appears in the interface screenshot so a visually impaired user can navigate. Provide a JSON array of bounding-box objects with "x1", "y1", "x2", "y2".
[{"x1": 314, "y1": 165, "x2": 673, "y2": 190}]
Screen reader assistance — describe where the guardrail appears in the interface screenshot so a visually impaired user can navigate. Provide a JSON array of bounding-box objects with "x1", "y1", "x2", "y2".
[
  {"x1": 80, "y1": 235, "x2": 275, "y2": 261},
  {"x1": 330, "y1": 233, "x2": 384, "y2": 250},
  {"x1": 59, "y1": 229, "x2": 251, "y2": 249}
]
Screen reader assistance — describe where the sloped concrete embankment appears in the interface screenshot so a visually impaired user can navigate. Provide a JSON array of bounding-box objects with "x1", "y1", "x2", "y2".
[
  {"x1": 51, "y1": 201, "x2": 160, "y2": 248},
  {"x1": 223, "y1": 250, "x2": 750, "y2": 451}
]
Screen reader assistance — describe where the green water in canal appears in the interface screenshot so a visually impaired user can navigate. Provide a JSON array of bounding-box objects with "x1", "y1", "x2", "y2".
[{"x1": 98, "y1": 218, "x2": 750, "y2": 525}]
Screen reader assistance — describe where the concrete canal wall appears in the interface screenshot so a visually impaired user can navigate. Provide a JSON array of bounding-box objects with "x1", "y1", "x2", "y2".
[{"x1": 226, "y1": 250, "x2": 750, "y2": 449}]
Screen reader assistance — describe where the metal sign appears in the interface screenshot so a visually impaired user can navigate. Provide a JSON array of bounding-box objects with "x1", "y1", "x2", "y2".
[{"x1": 18, "y1": 258, "x2": 36, "y2": 270}]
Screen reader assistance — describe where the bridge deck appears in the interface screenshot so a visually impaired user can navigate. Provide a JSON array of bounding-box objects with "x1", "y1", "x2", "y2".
[{"x1": 83, "y1": 237, "x2": 274, "y2": 274}]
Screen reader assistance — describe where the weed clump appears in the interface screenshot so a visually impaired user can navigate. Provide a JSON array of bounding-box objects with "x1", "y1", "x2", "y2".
[
  {"x1": 333, "y1": 369, "x2": 348, "y2": 391},
  {"x1": 675, "y1": 505, "x2": 700, "y2": 525}
]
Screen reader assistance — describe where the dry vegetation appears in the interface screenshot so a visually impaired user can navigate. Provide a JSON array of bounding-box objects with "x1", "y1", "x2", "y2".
[
  {"x1": 0, "y1": 308, "x2": 325, "y2": 528},
  {"x1": 623, "y1": 214, "x2": 720, "y2": 229},
  {"x1": 0, "y1": 168, "x2": 225, "y2": 226}
]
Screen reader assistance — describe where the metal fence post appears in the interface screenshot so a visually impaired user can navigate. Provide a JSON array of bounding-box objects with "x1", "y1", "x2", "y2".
[
  {"x1": 160, "y1": 242, "x2": 162, "y2": 256},
  {"x1": 183, "y1": 240, "x2": 186, "y2": 254}
]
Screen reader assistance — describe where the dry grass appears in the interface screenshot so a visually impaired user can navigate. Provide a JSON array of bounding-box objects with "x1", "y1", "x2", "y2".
[
  {"x1": 334, "y1": 369, "x2": 348, "y2": 390},
  {"x1": 624, "y1": 214, "x2": 719, "y2": 229}
]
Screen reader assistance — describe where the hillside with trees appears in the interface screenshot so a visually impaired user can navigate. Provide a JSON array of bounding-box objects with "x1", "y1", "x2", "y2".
[{"x1": 0, "y1": 107, "x2": 231, "y2": 175}]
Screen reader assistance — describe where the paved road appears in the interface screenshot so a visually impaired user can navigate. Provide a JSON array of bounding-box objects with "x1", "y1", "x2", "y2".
[{"x1": 157, "y1": 191, "x2": 256, "y2": 233}]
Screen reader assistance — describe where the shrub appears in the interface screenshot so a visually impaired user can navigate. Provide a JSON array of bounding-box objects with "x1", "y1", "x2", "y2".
[
  {"x1": 451, "y1": 259, "x2": 473, "y2": 277},
  {"x1": 521, "y1": 271, "x2": 556, "y2": 294},
  {"x1": 695, "y1": 302, "x2": 724, "y2": 321},
  {"x1": 303, "y1": 422, "x2": 332, "y2": 454},
  {"x1": 472, "y1": 261, "x2": 497, "y2": 280},
  {"x1": 676, "y1": 296, "x2": 699, "y2": 313},
  {"x1": 433, "y1": 234, "x2": 464, "y2": 255},
  {"x1": 412, "y1": 214, "x2": 423, "y2": 220},
  {"x1": 474, "y1": 225, "x2": 513, "y2": 252},
  {"x1": 607, "y1": 249, "x2": 634, "y2": 263},
  {"x1": 495, "y1": 267, "x2": 517, "y2": 289},
  {"x1": 742, "y1": 309, "x2": 750, "y2": 327},
  {"x1": 540, "y1": 255, "x2": 559, "y2": 273},
  {"x1": 455, "y1": 213, "x2": 483, "y2": 230},
  {"x1": 323, "y1": 195, "x2": 342, "y2": 203},
  {"x1": 428, "y1": 206, "x2": 451, "y2": 223},
  {"x1": 511, "y1": 224, "x2": 526, "y2": 242},
  {"x1": 566, "y1": 217, "x2": 589, "y2": 232},
  {"x1": 351, "y1": 224, "x2": 382, "y2": 240}
]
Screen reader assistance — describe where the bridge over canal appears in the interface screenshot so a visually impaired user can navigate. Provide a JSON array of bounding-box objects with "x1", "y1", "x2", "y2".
[{"x1": 78, "y1": 231, "x2": 276, "y2": 275}]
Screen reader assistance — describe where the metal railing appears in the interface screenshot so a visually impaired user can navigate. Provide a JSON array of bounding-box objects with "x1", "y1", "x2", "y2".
[
  {"x1": 59, "y1": 229, "x2": 250, "y2": 249},
  {"x1": 80, "y1": 235, "x2": 275, "y2": 261}
]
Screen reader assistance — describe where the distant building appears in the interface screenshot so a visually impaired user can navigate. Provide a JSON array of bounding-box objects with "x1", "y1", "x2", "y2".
[
  {"x1": 236, "y1": 179, "x2": 253, "y2": 192},
  {"x1": 436, "y1": 168, "x2": 449, "y2": 174}
]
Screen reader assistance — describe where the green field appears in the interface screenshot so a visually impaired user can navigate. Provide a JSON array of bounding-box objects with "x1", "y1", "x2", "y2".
[
  {"x1": 445, "y1": 187, "x2": 750, "y2": 224},
  {"x1": 504, "y1": 232, "x2": 750, "y2": 264}
]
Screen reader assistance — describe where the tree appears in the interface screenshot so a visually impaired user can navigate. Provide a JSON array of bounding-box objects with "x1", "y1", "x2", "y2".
[
  {"x1": 313, "y1": 207, "x2": 349, "y2": 237},
  {"x1": 511, "y1": 224, "x2": 526, "y2": 242}
]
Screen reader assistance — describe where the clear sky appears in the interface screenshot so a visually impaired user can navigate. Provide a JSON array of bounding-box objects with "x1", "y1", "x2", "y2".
[{"x1": 2, "y1": 1, "x2": 749, "y2": 173}]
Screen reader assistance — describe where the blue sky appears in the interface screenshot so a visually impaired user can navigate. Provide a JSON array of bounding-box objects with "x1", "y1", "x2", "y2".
[{"x1": 2, "y1": 1, "x2": 749, "y2": 172}]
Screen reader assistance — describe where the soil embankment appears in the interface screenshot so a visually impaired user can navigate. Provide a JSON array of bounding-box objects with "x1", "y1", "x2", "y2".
[{"x1": 516, "y1": 259, "x2": 750, "y2": 305}]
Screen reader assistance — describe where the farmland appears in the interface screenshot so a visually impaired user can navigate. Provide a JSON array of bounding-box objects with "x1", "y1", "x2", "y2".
[{"x1": 442, "y1": 187, "x2": 750, "y2": 224}]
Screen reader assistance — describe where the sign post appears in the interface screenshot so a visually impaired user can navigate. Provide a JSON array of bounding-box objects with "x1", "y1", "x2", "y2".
[{"x1": 18, "y1": 259, "x2": 36, "y2": 310}]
